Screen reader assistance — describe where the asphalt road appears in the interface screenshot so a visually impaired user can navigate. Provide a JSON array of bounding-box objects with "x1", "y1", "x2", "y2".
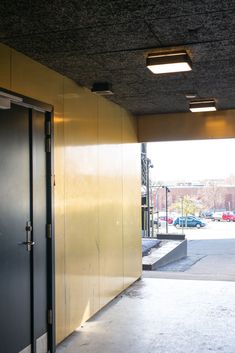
[{"x1": 156, "y1": 220, "x2": 235, "y2": 279}]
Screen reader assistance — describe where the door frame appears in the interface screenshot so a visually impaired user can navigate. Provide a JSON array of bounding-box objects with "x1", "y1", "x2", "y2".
[{"x1": 0, "y1": 88, "x2": 55, "y2": 353}]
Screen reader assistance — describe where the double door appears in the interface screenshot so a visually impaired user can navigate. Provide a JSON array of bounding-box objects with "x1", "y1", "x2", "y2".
[{"x1": 0, "y1": 103, "x2": 52, "y2": 353}]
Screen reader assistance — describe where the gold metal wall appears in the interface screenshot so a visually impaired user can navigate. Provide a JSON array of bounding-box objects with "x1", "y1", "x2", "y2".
[
  {"x1": 0, "y1": 43, "x2": 142, "y2": 343},
  {"x1": 138, "y1": 111, "x2": 235, "y2": 142}
]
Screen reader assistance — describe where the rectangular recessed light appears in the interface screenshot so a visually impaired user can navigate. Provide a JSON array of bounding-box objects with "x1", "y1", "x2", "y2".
[
  {"x1": 189, "y1": 99, "x2": 216, "y2": 113},
  {"x1": 146, "y1": 51, "x2": 192, "y2": 74},
  {"x1": 185, "y1": 93, "x2": 197, "y2": 99}
]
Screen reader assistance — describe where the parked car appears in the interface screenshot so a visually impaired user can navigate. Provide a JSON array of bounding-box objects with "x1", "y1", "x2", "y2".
[
  {"x1": 173, "y1": 216, "x2": 206, "y2": 229},
  {"x1": 222, "y1": 211, "x2": 235, "y2": 222},
  {"x1": 212, "y1": 212, "x2": 224, "y2": 221},
  {"x1": 159, "y1": 216, "x2": 173, "y2": 224},
  {"x1": 200, "y1": 210, "x2": 214, "y2": 219}
]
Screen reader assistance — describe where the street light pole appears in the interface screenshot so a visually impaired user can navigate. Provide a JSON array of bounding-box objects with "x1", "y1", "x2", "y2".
[
  {"x1": 146, "y1": 161, "x2": 150, "y2": 237},
  {"x1": 165, "y1": 186, "x2": 170, "y2": 234},
  {"x1": 181, "y1": 197, "x2": 184, "y2": 235},
  {"x1": 154, "y1": 185, "x2": 164, "y2": 236},
  {"x1": 146, "y1": 158, "x2": 154, "y2": 237}
]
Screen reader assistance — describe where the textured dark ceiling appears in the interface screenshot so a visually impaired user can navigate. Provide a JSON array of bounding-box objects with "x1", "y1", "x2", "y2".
[{"x1": 1, "y1": 1, "x2": 235, "y2": 115}]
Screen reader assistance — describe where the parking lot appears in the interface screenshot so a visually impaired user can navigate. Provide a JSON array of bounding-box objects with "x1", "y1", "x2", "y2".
[{"x1": 159, "y1": 219, "x2": 235, "y2": 240}]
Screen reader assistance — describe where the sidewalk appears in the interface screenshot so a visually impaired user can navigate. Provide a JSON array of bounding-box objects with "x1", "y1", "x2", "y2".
[{"x1": 153, "y1": 238, "x2": 235, "y2": 281}]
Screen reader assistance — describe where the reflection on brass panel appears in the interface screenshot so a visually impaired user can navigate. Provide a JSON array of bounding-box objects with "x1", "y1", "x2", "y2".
[
  {"x1": 138, "y1": 110, "x2": 235, "y2": 142},
  {"x1": 0, "y1": 43, "x2": 11, "y2": 89}
]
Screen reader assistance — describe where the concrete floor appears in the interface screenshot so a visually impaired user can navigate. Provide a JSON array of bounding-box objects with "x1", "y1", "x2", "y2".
[
  {"x1": 57, "y1": 225, "x2": 235, "y2": 353},
  {"x1": 57, "y1": 277, "x2": 235, "y2": 353}
]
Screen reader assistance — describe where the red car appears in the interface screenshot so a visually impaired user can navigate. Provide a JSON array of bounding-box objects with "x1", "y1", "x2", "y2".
[
  {"x1": 222, "y1": 212, "x2": 235, "y2": 222},
  {"x1": 159, "y1": 216, "x2": 173, "y2": 224}
]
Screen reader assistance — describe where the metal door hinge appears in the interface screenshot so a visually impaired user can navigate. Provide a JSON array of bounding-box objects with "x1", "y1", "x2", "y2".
[
  {"x1": 46, "y1": 120, "x2": 51, "y2": 136},
  {"x1": 48, "y1": 309, "x2": 53, "y2": 325},
  {"x1": 46, "y1": 137, "x2": 51, "y2": 153},
  {"x1": 46, "y1": 224, "x2": 52, "y2": 239},
  {"x1": 52, "y1": 174, "x2": 56, "y2": 187}
]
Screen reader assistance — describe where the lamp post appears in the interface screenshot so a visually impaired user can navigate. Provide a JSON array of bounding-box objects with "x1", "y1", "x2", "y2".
[
  {"x1": 153, "y1": 185, "x2": 170, "y2": 234},
  {"x1": 146, "y1": 158, "x2": 154, "y2": 237},
  {"x1": 181, "y1": 196, "x2": 184, "y2": 235},
  {"x1": 165, "y1": 186, "x2": 171, "y2": 234},
  {"x1": 154, "y1": 185, "x2": 164, "y2": 235}
]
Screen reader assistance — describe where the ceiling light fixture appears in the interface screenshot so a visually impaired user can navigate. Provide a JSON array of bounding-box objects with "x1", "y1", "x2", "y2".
[
  {"x1": 185, "y1": 93, "x2": 197, "y2": 99},
  {"x1": 91, "y1": 82, "x2": 113, "y2": 96},
  {"x1": 146, "y1": 51, "x2": 192, "y2": 74},
  {"x1": 189, "y1": 99, "x2": 217, "y2": 113}
]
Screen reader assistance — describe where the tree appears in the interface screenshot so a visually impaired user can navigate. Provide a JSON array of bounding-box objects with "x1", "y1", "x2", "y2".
[
  {"x1": 170, "y1": 195, "x2": 203, "y2": 218},
  {"x1": 225, "y1": 174, "x2": 235, "y2": 185},
  {"x1": 200, "y1": 183, "x2": 224, "y2": 211}
]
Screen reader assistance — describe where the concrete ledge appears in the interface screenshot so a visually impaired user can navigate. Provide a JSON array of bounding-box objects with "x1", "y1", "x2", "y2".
[
  {"x1": 157, "y1": 233, "x2": 185, "y2": 240},
  {"x1": 142, "y1": 239, "x2": 187, "y2": 271},
  {"x1": 142, "y1": 238, "x2": 161, "y2": 256}
]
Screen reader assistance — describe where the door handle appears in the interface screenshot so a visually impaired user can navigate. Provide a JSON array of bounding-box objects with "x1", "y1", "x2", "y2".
[
  {"x1": 18, "y1": 221, "x2": 34, "y2": 251},
  {"x1": 19, "y1": 241, "x2": 35, "y2": 246}
]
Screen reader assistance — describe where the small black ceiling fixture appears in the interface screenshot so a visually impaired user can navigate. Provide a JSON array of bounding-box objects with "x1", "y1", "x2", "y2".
[{"x1": 91, "y1": 82, "x2": 113, "y2": 96}]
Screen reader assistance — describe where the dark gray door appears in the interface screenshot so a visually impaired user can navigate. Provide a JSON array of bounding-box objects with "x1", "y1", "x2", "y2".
[{"x1": 0, "y1": 104, "x2": 48, "y2": 353}]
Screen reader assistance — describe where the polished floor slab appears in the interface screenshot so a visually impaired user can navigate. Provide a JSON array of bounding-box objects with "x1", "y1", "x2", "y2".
[{"x1": 57, "y1": 277, "x2": 235, "y2": 353}]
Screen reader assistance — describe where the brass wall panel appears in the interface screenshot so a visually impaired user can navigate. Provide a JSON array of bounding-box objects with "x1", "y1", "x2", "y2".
[
  {"x1": 11, "y1": 50, "x2": 64, "y2": 116},
  {"x1": 98, "y1": 98, "x2": 124, "y2": 308},
  {"x1": 54, "y1": 105, "x2": 67, "y2": 342},
  {"x1": 138, "y1": 110, "x2": 235, "y2": 142},
  {"x1": 0, "y1": 43, "x2": 142, "y2": 344},
  {"x1": 122, "y1": 110, "x2": 142, "y2": 288},
  {"x1": 0, "y1": 43, "x2": 11, "y2": 89},
  {"x1": 63, "y1": 78, "x2": 100, "y2": 333}
]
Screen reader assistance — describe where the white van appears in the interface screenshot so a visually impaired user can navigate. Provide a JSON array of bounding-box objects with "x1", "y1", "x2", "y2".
[{"x1": 212, "y1": 212, "x2": 223, "y2": 221}]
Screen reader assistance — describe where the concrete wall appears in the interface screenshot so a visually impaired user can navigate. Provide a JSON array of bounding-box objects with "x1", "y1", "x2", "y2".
[{"x1": 0, "y1": 43, "x2": 142, "y2": 343}]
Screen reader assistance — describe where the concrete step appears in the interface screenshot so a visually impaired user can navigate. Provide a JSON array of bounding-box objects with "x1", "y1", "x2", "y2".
[{"x1": 142, "y1": 239, "x2": 187, "y2": 270}]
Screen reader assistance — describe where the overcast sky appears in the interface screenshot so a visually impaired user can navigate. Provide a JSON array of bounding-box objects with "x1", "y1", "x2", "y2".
[{"x1": 147, "y1": 139, "x2": 235, "y2": 183}]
